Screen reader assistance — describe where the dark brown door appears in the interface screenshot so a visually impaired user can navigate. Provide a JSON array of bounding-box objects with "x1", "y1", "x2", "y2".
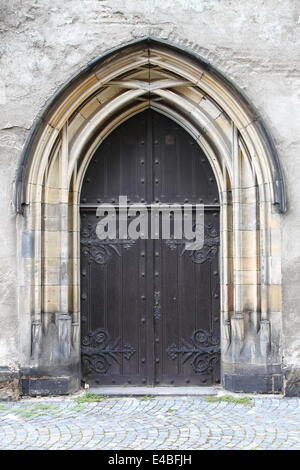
[{"x1": 80, "y1": 110, "x2": 220, "y2": 386}]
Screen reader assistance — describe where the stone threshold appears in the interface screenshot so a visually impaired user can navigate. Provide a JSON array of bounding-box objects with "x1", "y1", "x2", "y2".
[{"x1": 87, "y1": 386, "x2": 218, "y2": 396}]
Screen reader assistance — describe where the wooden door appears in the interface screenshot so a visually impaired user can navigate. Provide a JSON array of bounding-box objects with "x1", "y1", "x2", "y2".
[{"x1": 80, "y1": 110, "x2": 220, "y2": 386}]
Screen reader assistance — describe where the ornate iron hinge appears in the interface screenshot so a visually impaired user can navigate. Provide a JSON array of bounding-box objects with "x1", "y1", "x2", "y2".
[
  {"x1": 81, "y1": 328, "x2": 136, "y2": 375},
  {"x1": 81, "y1": 222, "x2": 136, "y2": 265},
  {"x1": 165, "y1": 222, "x2": 219, "y2": 264},
  {"x1": 166, "y1": 329, "x2": 220, "y2": 373}
]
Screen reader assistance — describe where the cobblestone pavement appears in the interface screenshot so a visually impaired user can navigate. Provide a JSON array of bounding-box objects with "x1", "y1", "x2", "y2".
[{"x1": 0, "y1": 395, "x2": 299, "y2": 450}]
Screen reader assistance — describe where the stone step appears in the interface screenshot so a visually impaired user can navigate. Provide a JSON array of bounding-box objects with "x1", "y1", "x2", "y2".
[{"x1": 87, "y1": 386, "x2": 218, "y2": 396}]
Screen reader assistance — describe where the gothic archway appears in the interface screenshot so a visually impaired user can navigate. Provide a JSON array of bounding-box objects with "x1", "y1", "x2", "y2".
[{"x1": 17, "y1": 38, "x2": 285, "y2": 395}]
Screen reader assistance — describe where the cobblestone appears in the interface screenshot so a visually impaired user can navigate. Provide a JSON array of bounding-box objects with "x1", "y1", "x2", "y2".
[{"x1": 0, "y1": 396, "x2": 299, "y2": 450}]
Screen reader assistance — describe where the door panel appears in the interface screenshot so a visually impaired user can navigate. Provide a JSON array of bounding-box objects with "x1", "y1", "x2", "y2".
[
  {"x1": 80, "y1": 109, "x2": 220, "y2": 386},
  {"x1": 81, "y1": 114, "x2": 148, "y2": 205},
  {"x1": 80, "y1": 211, "x2": 152, "y2": 385},
  {"x1": 153, "y1": 211, "x2": 220, "y2": 385}
]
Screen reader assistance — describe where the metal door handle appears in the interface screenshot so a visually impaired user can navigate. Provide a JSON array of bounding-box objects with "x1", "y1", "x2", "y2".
[{"x1": 153, "y1": 291, "x2": 161, "y2": 320}]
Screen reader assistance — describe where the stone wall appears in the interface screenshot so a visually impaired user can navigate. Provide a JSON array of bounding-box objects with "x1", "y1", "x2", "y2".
[{"x1": 0, "y1": 0, "x2": 300, "y2": 397}]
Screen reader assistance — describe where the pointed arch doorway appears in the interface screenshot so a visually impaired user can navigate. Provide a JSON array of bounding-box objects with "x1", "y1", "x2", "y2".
[
  {"x1": 80, "y1": 109, "x2": 221, "y2": 386},
  {"x1": 17, "y1": 38, "x2": 285, "y2": 396}
]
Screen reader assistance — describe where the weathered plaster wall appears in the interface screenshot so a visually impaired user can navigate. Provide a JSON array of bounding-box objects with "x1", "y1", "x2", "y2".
[{"x1": 0, "y1": 0, "x2": 300, "y2": 394}]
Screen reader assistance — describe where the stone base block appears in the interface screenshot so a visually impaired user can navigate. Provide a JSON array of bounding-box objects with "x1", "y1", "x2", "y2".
[
  {"x1": 0, "y1": 367, "x2": 20, "y2": 401},
  {"x1": 20, "y1": 363, "x2": 80, "y2": 396},
  {"x1": 222, "y1": 362, "x2": 283, "y2": 394},
  {"x1": 283, "y1": 367, "x2": 300, "y2": 397},
  {"x1": 224, "y1": 373, "x2": 283, "y2": 394},
  {"x1": 21, "y1": 375, "x2": 80, "y2": 396}
]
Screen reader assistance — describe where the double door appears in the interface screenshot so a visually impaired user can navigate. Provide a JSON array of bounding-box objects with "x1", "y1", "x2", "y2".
[{"x1": 80, "y1": 110, "x2": 220, "y2": 386}]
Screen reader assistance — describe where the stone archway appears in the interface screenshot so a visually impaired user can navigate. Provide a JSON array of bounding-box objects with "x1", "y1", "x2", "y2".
[{"x1": 17, "y1": 38, "x2": 285, "y2": 395}]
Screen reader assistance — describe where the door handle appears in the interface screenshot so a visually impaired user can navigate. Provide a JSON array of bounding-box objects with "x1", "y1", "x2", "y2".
[{"x1": 153, "y1": 291, "x2": 161, "y2": 320}]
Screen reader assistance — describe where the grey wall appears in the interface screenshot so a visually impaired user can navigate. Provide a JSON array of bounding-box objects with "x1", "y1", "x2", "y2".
[{"x1": 0, "y1": 0, "x2": 300, "y2": 391}]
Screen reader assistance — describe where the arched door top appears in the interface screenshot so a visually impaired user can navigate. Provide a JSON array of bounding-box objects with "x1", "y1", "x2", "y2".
[{"x1": 16, "y1": 37, "x2": 285, "y2": 214}]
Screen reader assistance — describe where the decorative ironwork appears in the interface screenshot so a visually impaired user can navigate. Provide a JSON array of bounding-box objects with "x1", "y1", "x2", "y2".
[
  {"x1": 165, "y1": 222, "x2": 219, "y2": 264},
  {"x1": 166, "y1": 329, "x2": 220, "y2": 373},
  {"x1": 153, "y1": 291, "x2": 161, "y2": 320},
  {"x1": 81, "y1": 222, "x2": 136, "y2": 264},
  {"x1": 81, "y1": 328, "x2": 136, "y2": 375}
]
